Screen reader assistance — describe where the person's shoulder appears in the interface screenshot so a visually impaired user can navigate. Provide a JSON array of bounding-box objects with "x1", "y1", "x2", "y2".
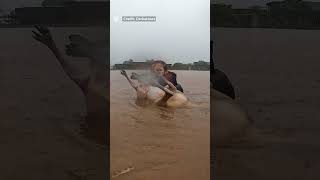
[{"x1": 168, "y1": 71, "x2": 177, "y2": 77}]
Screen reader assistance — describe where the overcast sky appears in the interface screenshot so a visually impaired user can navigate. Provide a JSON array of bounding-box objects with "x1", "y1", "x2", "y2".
[
  {"x1": 3, "y1": 0, "x2": 320, "y2": 12},
  {"x1": 111, "y1": 0, "x2": 210, "y2": 65},
  {"x1": 2, "y1": 0, "x2": 320, "y2": 12}
]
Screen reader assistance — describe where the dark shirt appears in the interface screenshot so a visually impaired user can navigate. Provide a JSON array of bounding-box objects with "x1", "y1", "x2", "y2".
[
  {"x1": 212, "y1": 68, "x2": 235, "y2": 99},
  {"x1": 155, "y1": 71, "x2": 184, "y2": 92},
  {"x1": 164, "y1": 71, "x2": 178, "y2": 86}
]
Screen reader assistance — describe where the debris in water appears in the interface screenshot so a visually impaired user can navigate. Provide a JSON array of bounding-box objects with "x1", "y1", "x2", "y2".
[{"x1": 112, "y1": 167, "x2": 135, "y2": 179}]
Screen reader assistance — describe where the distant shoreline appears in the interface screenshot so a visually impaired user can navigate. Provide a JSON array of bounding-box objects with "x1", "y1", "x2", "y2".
[
  {"x1": 110, "y1": 69, "x2": 209, "y2": 71},
  {"x1": 0, "y1": 24, "x2": 108, "y2": 28},
  {"x1": 1, "y1": 24, "x2": 319, "y2": 31}
]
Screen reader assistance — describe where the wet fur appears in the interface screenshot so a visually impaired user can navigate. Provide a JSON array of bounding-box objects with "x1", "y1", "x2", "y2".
[{"x1": 212, "y1": 88, "x2": 252, "y2": 145}]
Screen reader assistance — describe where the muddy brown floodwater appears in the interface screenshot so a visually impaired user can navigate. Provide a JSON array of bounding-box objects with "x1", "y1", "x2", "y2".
[{"x1": 110, "y1": 70, "x2": 210, "y2": 180}]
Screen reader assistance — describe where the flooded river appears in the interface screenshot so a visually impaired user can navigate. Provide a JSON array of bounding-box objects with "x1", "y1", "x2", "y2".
[{"x1": 110, "y1": 70, "x2": 210, "y2": 180}]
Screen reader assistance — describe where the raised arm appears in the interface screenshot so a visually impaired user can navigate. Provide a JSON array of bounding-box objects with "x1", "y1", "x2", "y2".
[
  {"x1": 160, "y1": 76, "x2": 177, "y2": 92},
  {"x1": 32, "y1": 26, "x2": 89, "y2": 92}
]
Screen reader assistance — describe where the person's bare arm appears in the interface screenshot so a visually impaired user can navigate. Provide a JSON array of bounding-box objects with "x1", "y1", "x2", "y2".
[
  {"x1": 161, "y1": 76, "x2": 177, "y2": 92},
  {"x1": 32, "y1": 26, "x2": 88, "y2": 92}
]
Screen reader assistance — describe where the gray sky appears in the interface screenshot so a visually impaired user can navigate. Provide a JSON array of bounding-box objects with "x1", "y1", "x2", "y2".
[
  {"x1": 0, "y1": 0, "x2": 320, "y2": 10},
  {"x1": 111, "y1": 0, "x2": 210, "y2": 65},
  {"x1": 2, "y1": 0, "x2": 320, "y2": 11}
]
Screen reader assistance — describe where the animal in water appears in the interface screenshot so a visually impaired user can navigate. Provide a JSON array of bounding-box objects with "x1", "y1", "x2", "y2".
[
  {"x1": 211, "y1": 87, "x2": 252, "y2": 145},
  {"x1": 33, "y1": 27, "x2": 248, "y2": 146},
  {"x1": 210, "y1": 41, "x2": 252, "y2": 144},
  {"x1": 121, "y1": 70, "x2": 188, "y2": 108},
  {"x1": 32, "y1": 26, "x2": 108, "y2": 144}
]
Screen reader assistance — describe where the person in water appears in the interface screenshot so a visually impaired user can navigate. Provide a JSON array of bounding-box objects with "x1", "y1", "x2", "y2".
[
  {"x1": 121, "y1": 60, "x2": 184, "y2": 106},
  {"x1": 150, "y1": 60, "x2": 184, "y2": 93}
]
